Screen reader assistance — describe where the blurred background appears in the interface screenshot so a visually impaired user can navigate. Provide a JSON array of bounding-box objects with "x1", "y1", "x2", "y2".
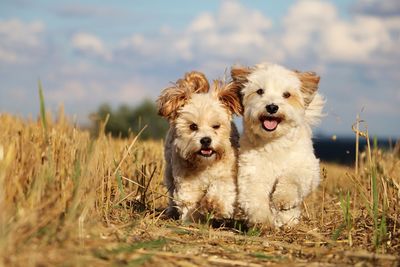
[{"x1": 0, "y1": 0, "x2": 399, "y2": 162}]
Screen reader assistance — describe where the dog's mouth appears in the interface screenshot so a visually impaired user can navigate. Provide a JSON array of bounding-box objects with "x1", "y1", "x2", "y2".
[
  {"x1": 260, "y1": 115, "x2": 282, "y2": 132},
  {"x1": 198, "y1": 148, "x2": 215, "y2": 157}
]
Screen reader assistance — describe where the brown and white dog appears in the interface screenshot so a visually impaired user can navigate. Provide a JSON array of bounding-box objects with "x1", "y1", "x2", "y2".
[
  {"x1": 157, "y1": 71, "x2": 241, "y2": 222},
  {"x1": 231, "y1": 63, "x2": 325, "y2": 227}
]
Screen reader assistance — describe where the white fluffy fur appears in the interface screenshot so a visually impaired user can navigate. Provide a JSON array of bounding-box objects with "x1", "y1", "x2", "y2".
[
  {"x1": 235, "y1": 63, "x2": 324, "y2": 228},
  {"x1": 158, "y1": 76, "x2": 240, "y2": 223}
]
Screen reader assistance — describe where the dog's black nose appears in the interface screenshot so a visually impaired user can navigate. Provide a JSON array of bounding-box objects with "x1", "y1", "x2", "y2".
[
  {"x1": 200, "y1": 137, "x2": 212, "y2": 147},
  {"x1": 266, "y1": 104, "x2": 279, "y2": 114}
]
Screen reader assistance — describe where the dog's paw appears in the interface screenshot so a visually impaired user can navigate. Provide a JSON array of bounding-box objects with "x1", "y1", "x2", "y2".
[
  {"x1": 271, "y1": 185, "x2": 301, "y2": 211},
  {"x1": 199, "y1": 196, "x2": 229, "y2": 219},
  {"x1": 233, "y1": 205, "x2": 247, "y2": 221},
  {"x1": 273, "y1": 208, "x2": 301, "y2": 228}
]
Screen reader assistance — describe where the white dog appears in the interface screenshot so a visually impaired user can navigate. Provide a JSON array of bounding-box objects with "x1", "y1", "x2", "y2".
[
  {"x1": 157, "y1": 71, "x2": 241, "y2": 222},
  {"x1": 231, "y1": 63, "x2": 324, "y2": 228}
]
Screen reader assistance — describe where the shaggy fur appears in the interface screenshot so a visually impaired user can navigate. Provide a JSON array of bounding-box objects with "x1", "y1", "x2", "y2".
[
  {"x1": 231, "y1": 63, "x2": 325, "y2": 228},
  {"x1": 157, "y1": 71, "x2": 241, "y2": 222}
]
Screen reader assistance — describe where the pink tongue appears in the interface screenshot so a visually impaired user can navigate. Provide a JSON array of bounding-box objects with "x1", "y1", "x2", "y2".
[
  {"x1": 263, "y1": 119, "x2": 278, "y2": 130},
  {"x1": 201, "y1": 149, "x2": 212, "y2": 155}
]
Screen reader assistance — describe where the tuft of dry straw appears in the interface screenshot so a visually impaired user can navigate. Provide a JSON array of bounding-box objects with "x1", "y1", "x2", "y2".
[
  {"x1": 0, "y1": 112, "x2": 399, "y2": 266},
  {"x1": 0, "y1": 145, "x2": 3, "y2": 161}
]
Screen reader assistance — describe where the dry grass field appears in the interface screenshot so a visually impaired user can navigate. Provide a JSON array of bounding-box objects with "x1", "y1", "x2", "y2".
[{"x1": 0, "y1": 111, "x2": 399, "y2": 267}]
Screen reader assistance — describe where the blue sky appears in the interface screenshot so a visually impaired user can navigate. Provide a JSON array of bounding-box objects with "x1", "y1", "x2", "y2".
[{"x1": 0, "y1": 0, "x2": 399, "y2": 138}]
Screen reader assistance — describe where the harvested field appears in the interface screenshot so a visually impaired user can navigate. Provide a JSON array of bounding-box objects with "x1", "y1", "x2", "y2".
[{"x1": 0, "y1": 113, "x2": 399, "y2": 266}]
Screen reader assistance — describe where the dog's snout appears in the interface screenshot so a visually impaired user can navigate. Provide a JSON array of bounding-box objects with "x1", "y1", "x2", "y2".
[
  {"x1": 266, "y1": 104, "x2": 279, "y2": 114},
  {"x1": 200, "y1": 137, "x2": 212, "y2": 147}
]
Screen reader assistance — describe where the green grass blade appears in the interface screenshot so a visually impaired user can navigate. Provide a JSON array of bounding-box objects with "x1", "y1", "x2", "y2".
[
  {"x1": 373, "y1": 136, "x2": 378, "y2": 150},
  {"x1": 251, "y1": 252, "x2": 281, "y2": 261},
  {"x1": 38, "y1": 79, "x2": 47, "y2": 131},
  {"x1": 332, "y1": 223, "x2": 346, "y2": 241},
  {"x1": 116, "y1": 170, "x2": 125, "y2": 200},
  {"x1": 110, "y1": 238, "x2": 167, "y2": 254},
  {"x1": 346, "y1": 190, "x2": 351, "y2": 228},
  {"x1": 371, "y1": 167, "x2": 379, "y2": 246},
  {"x1": 127, "y1": 254, "x2": 153, "y2": 267}
]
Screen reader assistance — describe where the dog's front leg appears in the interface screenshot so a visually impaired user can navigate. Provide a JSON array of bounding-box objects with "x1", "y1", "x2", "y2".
[
  {"x1": 174, "y1": 180, "x2": 204, "y2": 223},
  {"x1": 269, "y1": 176, "x2": 303, "y2": 227},
  {"x1": 200, "y1": 178, "x2": 236, "y2": 219},
  {"x1": 271, "y1": 158, "x2": 320, "y2": 212},
  {"x1": 270, "y1": 178, "x2": 302, "y2": 211},
  {"x1": 237, "y1": 169, "x2": 275, "y2": 225}
]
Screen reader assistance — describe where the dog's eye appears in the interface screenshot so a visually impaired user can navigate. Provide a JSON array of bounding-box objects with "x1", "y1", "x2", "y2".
[
  {"x1": 283, "y1": 91, "x2": 291, "y2": 99},
  {"x1": 212, "y1": 124, "x2": 220, "y2": 130},
  {"x1": 189, "y1": 123, "x2": 198, "y2": 131},
  {"x1": 256, "y1": 89, "x2": 264, "y2": 95}
]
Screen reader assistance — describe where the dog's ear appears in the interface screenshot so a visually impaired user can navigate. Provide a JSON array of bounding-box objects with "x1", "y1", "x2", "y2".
[
  {"x1": 214, "y1": 80, "x2": 243, "y2": 116},
  {"x1": 228, "y1": 66, "x2": 253, "y2": 115},
  {"x1": 295, "y1": 71, "x2": 320, "y2": 107},
  {"x1": 178, "y1": 71, "x2": 210, "y2": 94},
  {"x1": 157, "y1": 71, "x2": 210, "y2": 120},
  {"x1": 231, "y1": 66, "x2": 252, "y2": 84},
  {"x1": 157, "y1": 86, "x2": 190, "y2": 120}
]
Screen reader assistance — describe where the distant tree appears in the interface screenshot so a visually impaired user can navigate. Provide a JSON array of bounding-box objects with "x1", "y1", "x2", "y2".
[{"x1": 92, "y1": 100, "x2": 169, "y2": 140}]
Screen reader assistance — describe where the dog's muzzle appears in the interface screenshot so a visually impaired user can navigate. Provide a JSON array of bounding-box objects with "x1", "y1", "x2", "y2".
[
  {"x1": 266, "y1": 104, "x2": 279, "y2": 114},
  {"x1": 259, "y1": 115, "x2": 282, "y2": 132},
  {"x1": 199, "y1": 137, "x2": 214, "y2": 157}
]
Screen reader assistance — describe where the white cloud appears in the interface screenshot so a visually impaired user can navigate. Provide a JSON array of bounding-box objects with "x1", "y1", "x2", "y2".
[
  {"x1": 116, "y1": 80, "x2": 151, "y2": 102},
  {"x1": 56, "y1": 4, "x2": 124, "y2": 18},
  {"x1": 281, "y1": 0, "x2": 400, "y2": 64},
  {"x1": 111, "y1": 0, "x2": 400, "y2": 69},
  {"x1": 282, "y1": 1, "x2": 337, "y2": 56},
  {"x1": 319, "y1": 16, "x2": 388, "y2": 62},
  {"x1": 48, "y1": 78, "x2": 150, "y2": 105},
  {"x1": 183, "y1": 1, "x2": 276, "y2": 61},
  {"x1": 0, "y1": 18, "x2": 45, "y2": 63},
  {"x1": 353, "y1": 0, "x2": 400, "y2": 17},
  {"x1": 188, "y1": 13, "x2": 214, "y2": 33},
  {"x1": 48, "y1": 80, "x2": 94, "y2": 102},
  {"x1": 0, "y1": 19, "x2": 44, "y2": 46},
  {"x1": 118, "y1": 0, "x2": 280, "y2": 66},
  {"x1": 71, "y1": 32, "x2": 112, "y2": 61},
  {"x1": 117, "y1": 0, "x2": 400, "y2": 68},
  {"x1": 119, "y1": 33, "x2": 165, "y2": 58}
]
